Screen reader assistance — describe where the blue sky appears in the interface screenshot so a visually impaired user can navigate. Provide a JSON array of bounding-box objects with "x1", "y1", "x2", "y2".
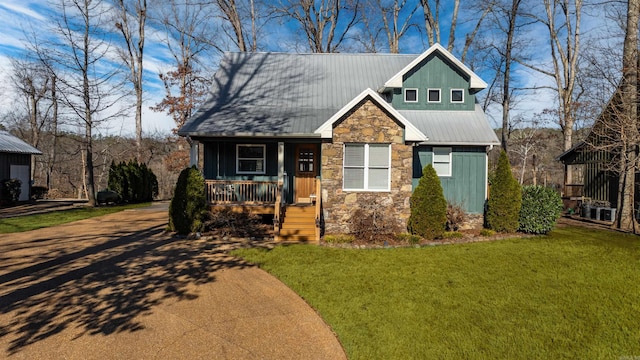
[{"x1": 0, "y1": 0, "x2": 621, "y2": 136}]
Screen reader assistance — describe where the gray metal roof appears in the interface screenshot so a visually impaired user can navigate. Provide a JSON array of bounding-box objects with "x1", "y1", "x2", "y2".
[
  {"x1": 179, "y1": 52, "x2": 499, "y2": 146},
  {"x1": 400, "y1": 105, "x2": 500, "y2": 146},
  {"x1": 180, "y1": 52, "x2": 416, "y2": 137},
  {"x1": 0, "y1": 131, "x2": 42, "y2": 155}
]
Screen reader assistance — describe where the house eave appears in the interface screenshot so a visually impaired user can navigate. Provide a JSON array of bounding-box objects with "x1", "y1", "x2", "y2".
[
  {"x1": 179, "y1": 131, "x2": 322, "y2": 139},
  {"x1": 418, "y1": 140, "x2": 500, "y2": 147}
]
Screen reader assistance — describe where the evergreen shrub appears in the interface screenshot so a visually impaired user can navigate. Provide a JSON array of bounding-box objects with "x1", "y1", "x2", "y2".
[
  {"x1": 107, "y1": 160, "x2": 158, "y2": 203},
  {"x1": 518, "y1": 185, "x2": 563, "y2": 234},
  {"x1": 486, "y1": 150, "x2": 521, "y2": 232},
  {"x1": 1, "y1": 179, "x2": 22, "y2": 205},
  {"x1": 408, "y1": 164, "x2": 447, "y2": 239},
  {"x1": 169, "y1": 166, "x2": 207, "y2": 234}
]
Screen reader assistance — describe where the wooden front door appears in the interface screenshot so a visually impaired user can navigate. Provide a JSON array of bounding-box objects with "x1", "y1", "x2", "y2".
[{"x1": 294, "y1": 144, "x2": 318, "y2": 203}]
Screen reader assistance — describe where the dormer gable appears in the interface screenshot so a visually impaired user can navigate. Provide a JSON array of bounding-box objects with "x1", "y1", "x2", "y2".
[{"x1": 382, "y1": 43, "x2": 487, "y2": 91}]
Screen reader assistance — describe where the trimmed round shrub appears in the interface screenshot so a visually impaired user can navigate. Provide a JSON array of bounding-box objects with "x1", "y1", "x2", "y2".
[
  {"x1": 518, "y1": 185, "x2": 563, "y2": 234},
  {"x1": 408, "y1": 164, "x2": 447, "y2": 239},
  {"x1": 169, "y1": 166, "x2": 207, "y2": 234},
  {"x1": 486, "y1": 150, "x2": 521, "y2": 233}
]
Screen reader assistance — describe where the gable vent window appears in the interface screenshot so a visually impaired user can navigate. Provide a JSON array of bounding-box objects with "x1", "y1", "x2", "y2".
[
  {"x1": 404, "y1": 88, "x2": 418, "y2": 103},
  {"x1": 433, "y1": 147, "x2": 452, "y2": 177},
  {"x1": 451, "y1": 89, "x2": 464, "y2": 103},
  {"x1": 343, "y1": 144, "x2": 390, "y2": 191},
  {"x1": 237, "y1": 144, "x2": 266, "y2": 174},
  {"x1": 428, "y1": 88, "x2": 441, "y2": 103}
]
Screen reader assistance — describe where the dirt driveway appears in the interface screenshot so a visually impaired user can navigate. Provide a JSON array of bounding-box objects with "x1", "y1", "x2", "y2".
[{"x1": 0, "y1": 205, "x2": 346, "y2": 359}]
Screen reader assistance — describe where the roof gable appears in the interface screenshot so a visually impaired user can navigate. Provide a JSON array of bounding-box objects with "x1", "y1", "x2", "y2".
[
  {"x1": 314, "y1": 88, "x2": 427, "y2": 142},
  {"x1": 383, "y1": 43, "x2": 487, "y2": 90}
]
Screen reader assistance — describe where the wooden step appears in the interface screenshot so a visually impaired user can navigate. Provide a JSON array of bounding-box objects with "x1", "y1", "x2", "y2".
[
  {"x1": 284, "y1": 206, "x2": 315, "y2": 214},
  {"x1": 280, "y1": 220, "x2": 316, "y2": 230},
  {"x1": 279, "y1": 228, "x2": 316, "y2": 236},
  {"x1": 276, "y1": 232, "x2": 319, "y2": 243},
  {"x1": 277, "y1": 205, "x2": 319, "y2": 242}
]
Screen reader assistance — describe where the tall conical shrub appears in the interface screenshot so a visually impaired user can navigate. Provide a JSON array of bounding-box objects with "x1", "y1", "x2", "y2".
[
  {"x1": 408, "y1": 164, "x2": 447, "y2": 239},
  {"x1": 169, "y1": 165, "x2": 207, "y2": 234},
  {"x1": 487, "y1": 150, "x2": 521, "y2": 232}
]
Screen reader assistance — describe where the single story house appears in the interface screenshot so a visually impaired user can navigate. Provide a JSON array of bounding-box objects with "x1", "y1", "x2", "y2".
[
  {"x1": 179, "y1": 44, "x2": 500, "y2": 241},
  {"x1": 0, "y1": 130, "x2": 42, "y2": 203}
]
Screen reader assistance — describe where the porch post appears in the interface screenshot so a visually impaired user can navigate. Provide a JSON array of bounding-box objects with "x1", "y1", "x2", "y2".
[
  {"x1": 278, "y1": 142, "x2": 285, "y2": 185},
  {"x1": 189, "y1": 140, "x2": 199, "y2": 168}
]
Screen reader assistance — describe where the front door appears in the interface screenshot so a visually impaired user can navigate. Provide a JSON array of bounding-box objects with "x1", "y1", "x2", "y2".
[{"x1": 294, "y1": 144, "x2": 318, "y2": 203}]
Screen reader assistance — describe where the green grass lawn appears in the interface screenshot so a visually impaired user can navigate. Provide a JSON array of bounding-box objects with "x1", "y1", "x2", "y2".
[
  {"x1": 0, "y1": 203, "x2": 151, "y2": 233},
  {"x1": 233, "y1": 226, "x2": 640, "y2": 359}
]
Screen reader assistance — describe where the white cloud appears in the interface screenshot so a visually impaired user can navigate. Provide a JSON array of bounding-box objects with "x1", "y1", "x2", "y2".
[{"x1": 0, "y1": 1, "x2": 46, "y2": 22}]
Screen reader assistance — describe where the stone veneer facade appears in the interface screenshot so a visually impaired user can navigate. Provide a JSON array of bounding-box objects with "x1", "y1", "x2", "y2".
[{"x1": 321, "y1": 98, "x2": 413, "y2": 235}]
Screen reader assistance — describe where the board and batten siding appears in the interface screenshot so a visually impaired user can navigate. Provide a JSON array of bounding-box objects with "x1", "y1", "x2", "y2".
[
  {"x1": 391, "y1": 52, "x2": 476, "y2": 111},
  {"x1": 202, "y1": 141, "x2": 278, "y2": 180},
  {"x1": 412, "y1": 146, "x2": 487, "y2": 213},
  {"x1": 0, "y1": 153, "x2": 30, "y2": 180}
]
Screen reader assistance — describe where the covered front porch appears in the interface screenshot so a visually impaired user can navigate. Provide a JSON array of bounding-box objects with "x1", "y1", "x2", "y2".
[{"x1": 196, "y1": 138, "x2": 323, "y2": 242}]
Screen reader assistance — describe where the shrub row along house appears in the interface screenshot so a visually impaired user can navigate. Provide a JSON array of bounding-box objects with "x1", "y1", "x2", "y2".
[{"x1": 179, "y1": 44, "x2": 500, "y2": 241}]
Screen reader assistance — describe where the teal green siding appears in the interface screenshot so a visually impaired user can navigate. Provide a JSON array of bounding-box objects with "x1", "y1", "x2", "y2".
[
  {"x1": 392, "y1": 53, "x2": 475, "y2": 111},
  {"x1": 412, "y1": 146, "x2": 487, "y2": 213},
  {"x1": 203, "y1": 141, "x2": 278, "y2": 181}
]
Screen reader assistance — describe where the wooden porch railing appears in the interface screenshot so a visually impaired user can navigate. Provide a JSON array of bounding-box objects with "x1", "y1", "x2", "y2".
[{"x1": 205, "y1": 180, "x2": 279, "y2": 204}]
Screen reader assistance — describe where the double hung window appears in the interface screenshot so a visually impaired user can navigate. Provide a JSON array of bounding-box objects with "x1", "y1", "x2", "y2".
[
  {"x1": 343, "y1": 144, "x2": 390, "y2": 191},
  {"x1": 433, "y1": 147, "x2": 452, "y2": 176}
]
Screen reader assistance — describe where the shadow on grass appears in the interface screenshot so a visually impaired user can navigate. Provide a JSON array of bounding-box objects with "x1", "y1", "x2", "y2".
[{"x1": 0, "y1": 212, "x2": 254, "y2": 355}]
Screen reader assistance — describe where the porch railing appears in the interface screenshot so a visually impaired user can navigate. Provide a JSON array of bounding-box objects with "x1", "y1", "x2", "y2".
[{"x1": 205, "y1": 180, "x2": 279, "y2": 204}]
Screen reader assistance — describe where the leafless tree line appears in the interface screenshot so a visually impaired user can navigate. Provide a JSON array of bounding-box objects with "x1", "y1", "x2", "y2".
[{"x1": 0, "y1": 0, "x2": 631, "y2": 218}]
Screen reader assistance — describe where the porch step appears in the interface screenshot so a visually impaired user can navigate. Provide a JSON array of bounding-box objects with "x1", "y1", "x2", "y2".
[{"x1": 277, "y1": 205, "x2": 318, "y2": 242}]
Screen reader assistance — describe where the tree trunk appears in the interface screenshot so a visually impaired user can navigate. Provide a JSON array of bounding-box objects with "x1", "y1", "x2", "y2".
[{"x1": 613, "y1": 0, "x2": 639, "y2": 232}]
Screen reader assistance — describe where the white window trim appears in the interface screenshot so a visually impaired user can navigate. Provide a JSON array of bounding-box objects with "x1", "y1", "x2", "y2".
[
  {"x1": 427, "y1": 88, "x2": 441, "y2": 103},
  {"x1": 236, "y1": 144, "x2": 266, "y2": 174},
  {"x1": 433, "y1": 147, "x2": 452, "y2": 177},
  {"x1": 343, "y1": 143, "x2": 391, "y2": 192},
  {"x1": 404, "y1": 88, "x2": 419, "y2": 103},
  {"x1": 451, "y1": 89, "x2": 464, "y2": 103}
]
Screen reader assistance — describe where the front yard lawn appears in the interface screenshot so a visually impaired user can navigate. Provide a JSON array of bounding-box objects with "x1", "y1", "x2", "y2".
[{"x1": 233, "y1": 226, "x2": 640, "y2": 359}]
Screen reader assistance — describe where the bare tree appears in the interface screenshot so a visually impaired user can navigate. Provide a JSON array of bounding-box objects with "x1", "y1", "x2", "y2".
[
  {"x1": 480, "y1": 0, "x2": 525, "y2": 152},
  {"x1": 151, "y1": 0, "x2": 215, "y2": 132},
  {"x1": 114, "y1": 0, "x2": 147, "y2": 162},
  {"x1": 35, "y1": 0, "x2": 128, "y2": 206},
  {"x1": 613, "y1": 0, "x2": 639, "y2": 231},
  {"x1": 359, "y1": 0, "x2": 419, "y2": 53},
  {"x1": 278, "y1": 0, "x2": 361, "y2": 53},
  {"x1": 420, "y1": 0, "x2": 493, "y2": 63},
  {"x1": 214, "y1": 0, "x2": 267, "y2": 51},
  {"x1": 10, "y1": 58, "x2": 51, "y2": 156},
  {"x1": 519, "y1": 0, "x2": 582, "y2": 186}
]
